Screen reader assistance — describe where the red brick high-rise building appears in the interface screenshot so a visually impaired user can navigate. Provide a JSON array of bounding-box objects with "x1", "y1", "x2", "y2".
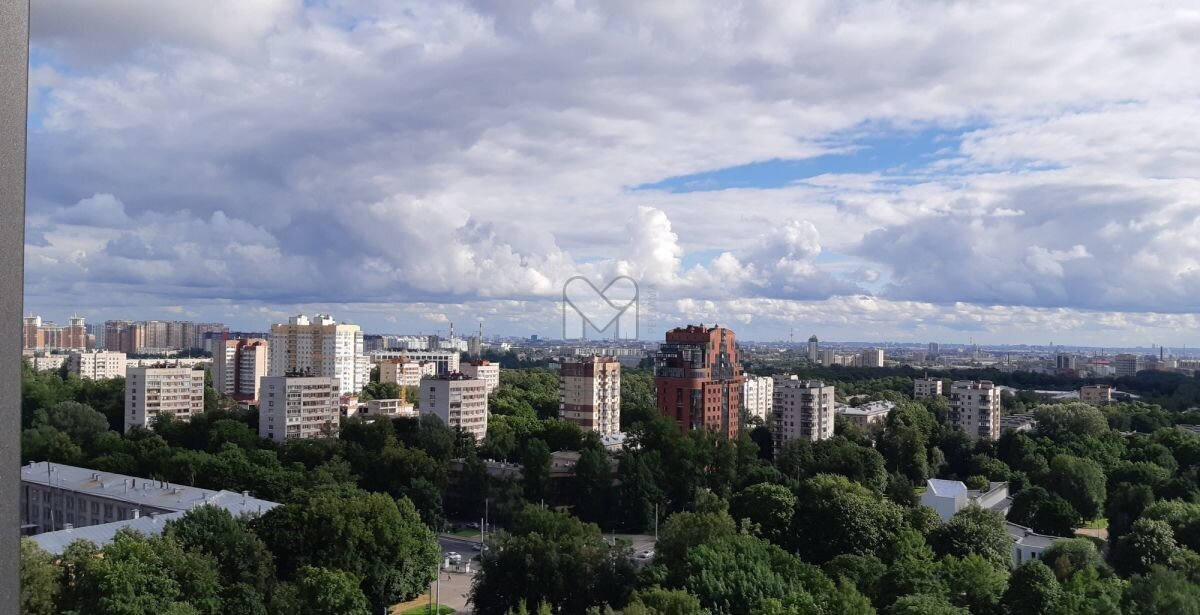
[{"x1": 654, "y1": 324, "x2": 745, "y2": 438}]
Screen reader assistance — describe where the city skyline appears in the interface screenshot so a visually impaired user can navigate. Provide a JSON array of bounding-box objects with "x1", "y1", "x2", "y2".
[{"x1": 24, "y1": 1, "x2": 1200, "y2": 346}]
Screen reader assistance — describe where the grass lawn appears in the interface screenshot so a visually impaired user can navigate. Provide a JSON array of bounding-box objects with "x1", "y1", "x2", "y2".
[
  {"x1": 1082, "y1": 518, "x2": 1109, "y2": 529},
  {"x1": 449, "y1": 528, "x2": 481, "y2": 538},
  {"x1": 914, "y1": 486, "x2": 927, "y2": 496},
  {"x1": 399, "y1": 605, "x2": 455, "y2": 615}
]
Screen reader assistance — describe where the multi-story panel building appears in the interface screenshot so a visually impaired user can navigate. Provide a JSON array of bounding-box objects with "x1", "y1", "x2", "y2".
[
  {"x1": 379, "y1": 358, "x2": 437, "y2": 387},
  {"x1": 1080, "y1": 384, "x2": 1113, "y2": 405},
  {"x1": 369, "y1": 349, "x2": 461, "y2": 375},
  {"x1": 23, "y1": 315, "x2": 43, "y2": 349},
  {"x1": 420, "y1": 373, "x2": 489, "y2": 441},
  {"x1": 1114, "y1": 354, "x2": 1142, "y2": 378},
  {"x1": 1056, "y1": 353, "x2": 1077, "y2": 370},
  {"x1": 859, "y1": 348, "x2": 885, "y2": 367},
  {"x1": 654, "y1": 325, "x2": 745, "y2": 438},
  {"x1": 950, "y1": 380, "x2": 1001, "y2": 441},
  {"x1": 212, "y1": 338, "x2": 269, "y2": 403},
  {"x1": 559, "y1": 357, "x2": 621, "y2": 435},
  {"x1": 68, "y1": 350, "x2": 127, "y2": 380},
  {"x1": 461, "y1": 359, "x2": 500, "y2": 395},
  {"x1": 124, "y1": 366, "x2": 205, "y2": 431},
  {"x1": 23, "y1": 314, "x2": 88, "y2": 350},
  {"x1": 269, "y1": 314, "x2": 368, "y2": 396},
  {"x1": 20, "y1": 462, "x2": 278, "y2": 553},
  {"x1": 772, "y1": 380, "x2": 836, "y2": 449},
  {"x1": 914, "y1": 377, "x2": 943, "y2": 399},
  {"x1": 807, "y1": 335, "x2": 819, "y2": 362},
  {"x1": 258, "y1": 376, "x2": 340, "y2": 442},
  {"x1": 819, "y1": 349, "x2": 839, "y2": 366},
  {"x1": 741, "y1": 375, "x2": 774, "y2": 423}
]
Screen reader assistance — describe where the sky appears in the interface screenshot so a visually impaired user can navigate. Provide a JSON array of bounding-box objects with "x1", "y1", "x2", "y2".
[{"x1": 22, "y1": 0, "x2": 1200, "y2": 345}]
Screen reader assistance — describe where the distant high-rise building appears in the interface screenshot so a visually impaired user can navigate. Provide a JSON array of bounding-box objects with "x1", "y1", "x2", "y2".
[
  {"x1": 259, "y1": 376, "x2": 340, "y2": 443},
  {"x1": 654, "y1": 324, "x2": 745, "y2": 438},
  {"x1": 807, "y1": 335, "x2": 819, "y2": 362},
  {"x1": 819, "y1": 348, "x2": 838, "y2": 366},
  {"x1": 369, "y1": 350, "x2": 460, "y2": 375},
  {"x1": 950, "y1": 380, "x2": 1001, "y2": 441},
  {"x1": 1056, "y1": 353, "x2": 1077, "y2": 370},
  {"x1": 269, "y1": 314, "x2": 368, "y2": 396},
  {"x1": 68, "y1": 350, "x2": 126, "y2": 380},
  {"x1": 125, "y1": 365, "x2": 205, "y2": 431},
  {"x1": 1114, "y1": 354, "x2": 1142, "y2": 378},
  {"x1": 420, "y1": 373, "x2": 488, "y2": 442},
  {"x1": 859, "y1": 348, "x2": 884, "y2": 368},
  {"x1": 928, "y1": 342, "x2": 940, "y2": 358},
  {"x1": 559, "y1": 356, "x2": 622, "y2": 435},
  {"x1": 772, "y1": 379, "x2": 836, "y2": 449},
  {"x1": 22, "y1": 314, "x2": 88, "y2": 350},
  {"x1": 741, "y1": 376, "x2": 774, "y2": 423},
  {"x1": 914, "y1": 377, "x2": 943, "y2": 399},
  {"x1": 379, "y1": 358, "x2": 436, "y2": 387},
  {"x1": 213, "y1": 338, "x2": 269, "y2": 403},
  {"x1": 461, "y1": 359, "x2": 500, "y2": 395},
  {"x1": 23, "y1": 315, "x2": 43, "y2": 349}
]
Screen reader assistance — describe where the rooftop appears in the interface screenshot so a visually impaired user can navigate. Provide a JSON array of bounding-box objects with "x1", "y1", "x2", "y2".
[
  {"x1": 927, "y1": 478, "x2": 968, "y2": 498},
  {"x1": 837, "y1": 400, "x2": 896, "y2": 416}
]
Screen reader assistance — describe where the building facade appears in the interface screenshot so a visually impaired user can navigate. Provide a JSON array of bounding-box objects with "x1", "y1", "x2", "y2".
[
  {"x1": 379, "y1": 358, "x2": 437, "y2": 387},
  {"x1": 1114, "y1": 354, "x2": 1142, "y2": 378},
  {"x1": 1080, "y1": 384, "x2": 1113, "y2": 405},
  {"x1": 124, "y1": 366, "x2": 205, "y2": 431},
  {"x1": 268, "y1": 314, "x2": 368, "y2": 396},
  {"x1": 654, "y1": 325, "x2": 745, "y2": 438},
  {"x1": 836, "y1": 399, "x2": 894, "y2": 429},
  {"x1": 420, "y1": 373, "x2": 489, "y2": 442},
  {"x1": 741, "y1": 375, "x2": 774, "y2": 423},
  {"x1": 68, "y1": 350, "x2": 127, "y2": 380},
  {"x1": 950, "y1": 380, "x2": 1001, "y2": 440},
  {"x1": 913, "y1": 377, "x2": 943, "y2": 399},
  {"x1": 461, "y1": 359, "x2": 500, "y2": 395},
  {"x1": 772, "y1": 379, "x2": 836, "y2": 450},
  {"x1": 559, "y1": 357, "x2": 621, "y2": 435},
  {"x1": 258, "y1": 376, "x2": 340, "y2": 442},
  {"x1": 807, "y1": 335, "x2": 819, "y2": 362},
  {"x1": 213, "y1": 338, "x2": 269, "y2": 403},
  {"x1": 369, "y1": 349, "x2": 461, "y2": 375}
]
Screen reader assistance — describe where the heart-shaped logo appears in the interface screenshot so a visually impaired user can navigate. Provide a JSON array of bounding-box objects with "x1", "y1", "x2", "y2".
[{"x1": 562, "y1": 276, "x2": 639, "y2": 340}]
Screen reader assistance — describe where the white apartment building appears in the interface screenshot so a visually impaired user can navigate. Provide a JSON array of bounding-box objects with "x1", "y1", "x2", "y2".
[
  {"x1": 378, "y1": 358, "x2": 437, "y2": 387},
  {"x1": 741, "y1": 376, "x2": 774, "y2": 423},
  {"x1": 859, "y1": 348, "x2": 885, "y2": 367},
  {"x1": 125, "y1": 366, "x2": 205, "y2": 432},
  {"x1": 819, "y1": 349, "x2": 840, "y2": 366},
  {"x1": 913, "y1": 377, "x2": 943, "y2": 399},
  {"x1": 420, "y1": 373, "x2": 489, "y2": 441},
  {"x1": 836, "y1": 400, "x2": 894, "y2": 429},
  {"x1": 772, "y1": 379, "x2": 836, "y2": 451},
  {"x1": 20, "y1": 462, "x2": 278, "y2": 554},
  {"x1": 258, "y1": 376, "x2": 340, "y2": 443},
  {"x1": 950, "y1": 380, "x2": 1001, "y2": 441},
  {"x1": 1080, "y1": 384, "x2": 1113, "y2": 405},
  {"x1": 268, "y1": 314, "x2": 369, "y2": 396},
  {"x1": 369, "y1": 349, "x2": 461, "y2": 375},
  {"x1": 68, "y1": 350, "x2": 127, "y2": 380},
  {"x1": 26, "y1": 355, "x2": 67, "y2": 371},
  {"x1": 559, "y1": 357, "x2": 621, "y2": 435},
  {"x1": 461, "y1": 359, "x2": 500, "y2": 395},
  {"x1": 212, "y1": 338, "x2": 269, "y2": 403}
]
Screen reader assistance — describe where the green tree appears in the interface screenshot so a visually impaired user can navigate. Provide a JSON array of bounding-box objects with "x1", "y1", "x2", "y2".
[
  {"x1": 730, "y1": 483, "x2": 796, "y2": 544},
  {"x1": 20, "y1": 538, "x2": 59, "y2": 615},
  {"x1": 1122, "y1": 566, "x2": 1200, "y2": 615},
  {"x1": 521, "y1": 438, "x2": 552, "y2": 502},
  {"x1": 30, "y1": 400, "x2": 111, "y2": 445},
  {"x1": 626, "y1": 587, "x2": 705, "y2": 614},
  {"x1": 1040, "y1": 538, "x2": 1105, "y2": 582},
  {"x1": 823, "y1": 554, "x2": 886, "y2": 604},
  {"x1": 21, "y1": 425, "x2": 85, "y2": 464},
  {"x1": 1115, "y1": 518, "x2": 1179, "y2": 575},
  {"x1": 1044, "y1": 455, "x2": 1106, "y2": 521},
  {"x1": 470, "y1": 506, "x2": 636, "y2": 615},
  {"x1": 789, "y1": 474, "x2": 906, "y2": 564},
  {"x1": 887, "y1": 594, "x2": 968, "y2": 615},
  {"x1": 930, "y1": 507, "x2": 1012, "y2": 570},
  {"x1": 940, "y1": 554, "x2": 1008, "y2": 615},
  {"x1": 165, "y1": 505, "x2": 275, "y2": 592},
  {"x1": 256, "y1": 490, "x2": 439, "y2": 609},
  {"x1": 1001, "y1": 561, "x2": 1061, "y2": 615},
  {"x1": 292, "y1": 566, "x2": 371, "y2": 615}
]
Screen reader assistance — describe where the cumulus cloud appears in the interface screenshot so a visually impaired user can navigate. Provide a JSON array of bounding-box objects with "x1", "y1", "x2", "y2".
[{"x1": 22, "y1": 0, "x2": 1200, "y2": 340}]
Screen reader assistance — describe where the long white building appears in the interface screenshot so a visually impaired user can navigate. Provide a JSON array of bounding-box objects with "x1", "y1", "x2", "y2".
[
  {"x1": 124, "y1": 365, "x2": 205, "y2": 431},
  {"x1": 950, "y1": 380, "x2": 1001, "y2": 440},
  {"x1": 68, "y1": 350, "x2": 127, "y2": 380},
  {"x1": 369, "y1": 349, "x2": 461, "y2": 375},
  {"x1": 269, "y1": 314, "x2": 369, "y2": 396},
  {"x1": 772, "y1": 379, "x2": 836, "y2": 451},
  {"x1": 258, "y1": 376, "x2": 340, "y2": 442},
  {"x1": 419, "y1": 373, "x2": 488, "y2": 441},
  {"x1": 741, "y1": 376, "x2": 774, "y2": 423}
]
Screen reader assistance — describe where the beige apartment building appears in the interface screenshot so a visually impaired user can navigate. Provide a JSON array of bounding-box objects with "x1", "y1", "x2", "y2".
[
  {"x1": 950, "y1": 380, "x2": 1001, "y2": 440},
  {"x1": 258, "y1": 376, "x2": 340, "y2": 443},
  {"x1": 772, "y1": 380, "x2": 836, "y2": 450},
  {"x1": 125, "y1": 365, "x2": 205, "y2": 431},
  {"x1": 420, "y1": 373, "x2": 489, "y2": 441},
  {"x1": 914, "y1": 377, "x2": 943, "y2": 399},
  {"x1": 379, "y1": 358, "x2": 436, "y2": 387},
  {"x1": 213, "y1": 338, "x2": 269, "y2": 403},
  {"x1": 68, "y1": 350, "x2": 127, "y2": 380},
  {"x1": 559, "y1": 357, "x2": 621, "y2": 435},
  {"x1": 462, "y1": 359, "x2": 500, "y2": 395},
  {"x1": 1080, "y1": 384, "x2": 1113, "y2": 405},
  {"x1": 269, "y1": 314, "x2": 369, "y2": 396}
]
